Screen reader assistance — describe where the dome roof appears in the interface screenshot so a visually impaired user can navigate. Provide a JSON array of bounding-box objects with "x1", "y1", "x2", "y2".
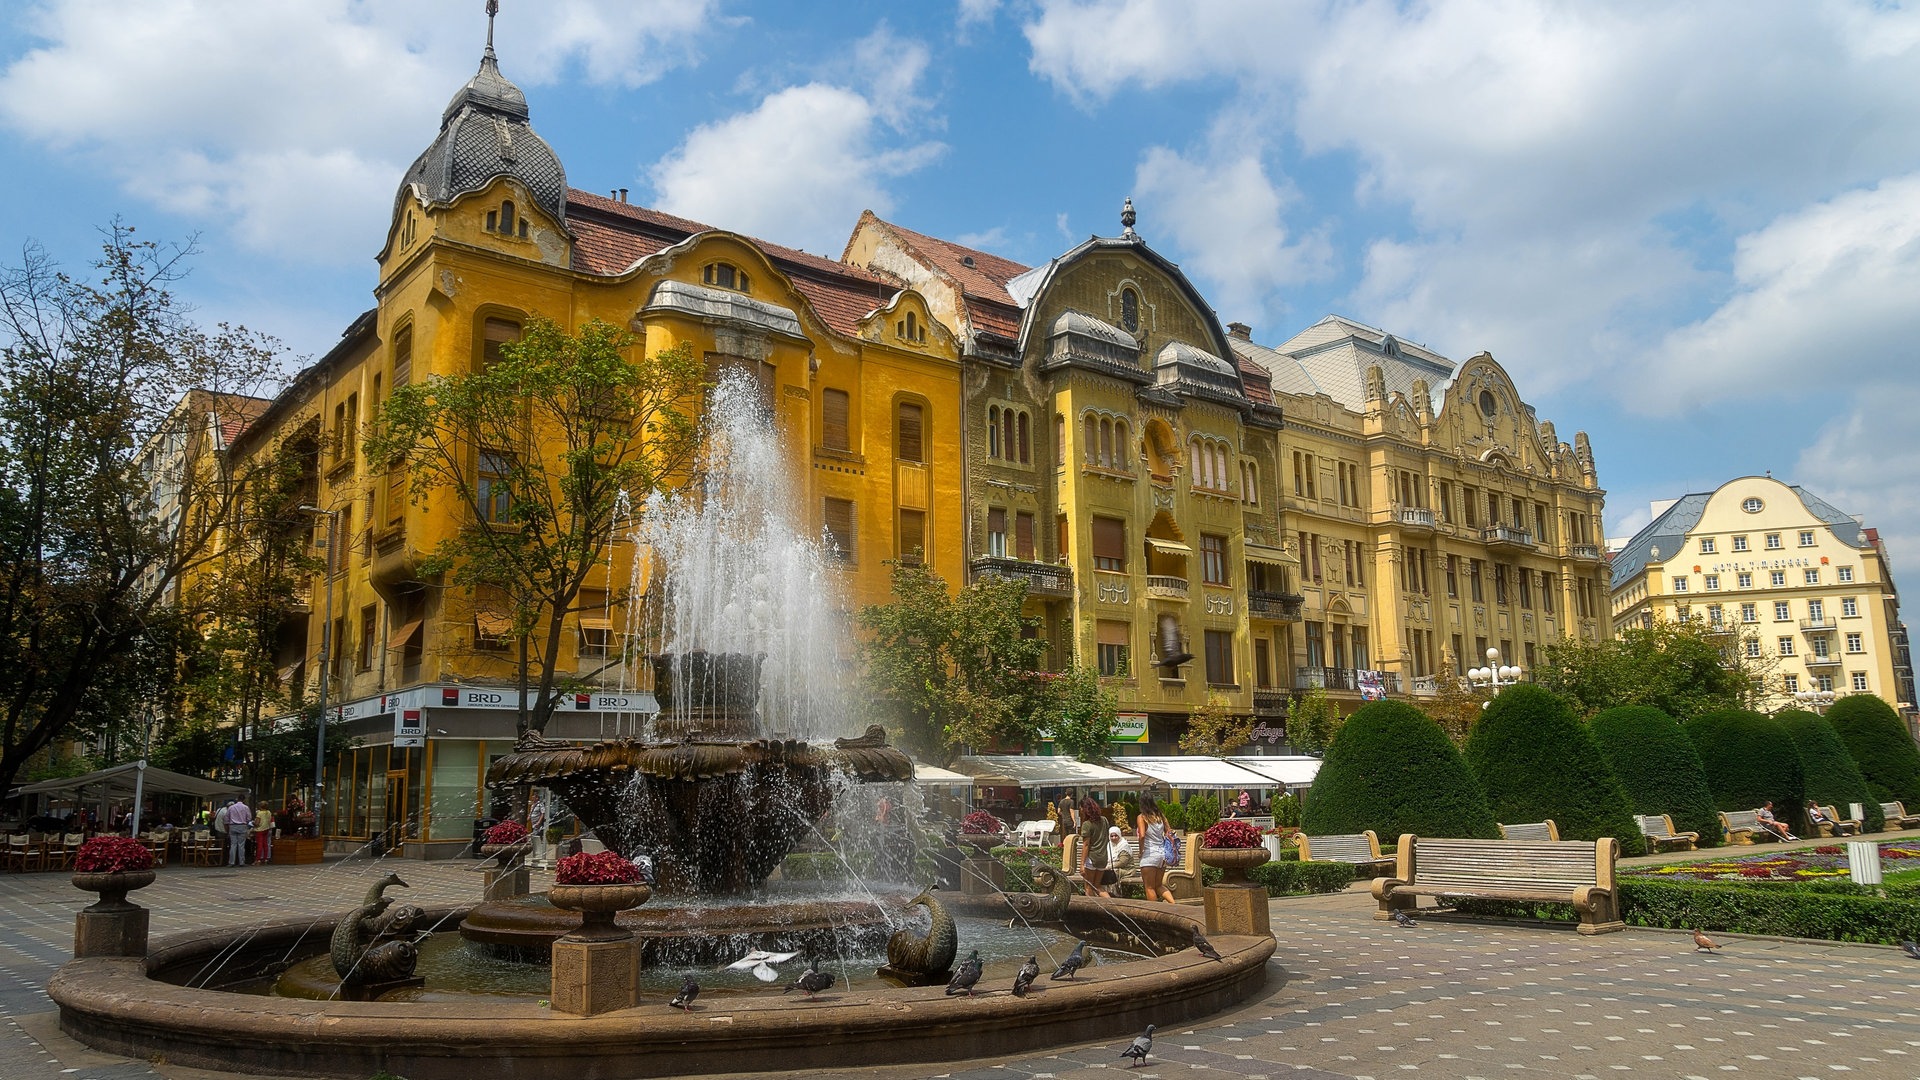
[{"x1": 396, "y1": 46, "x2": 566, "y2": 226}]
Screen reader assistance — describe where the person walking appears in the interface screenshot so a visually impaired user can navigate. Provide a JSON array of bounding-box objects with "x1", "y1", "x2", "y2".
[
  {"x1": 254, "y1": 803, "x2": 275, "y2": 864},
  {"x1": 1077, "y1": 796, "x2": 1112, "y2": 898},
  {"x1": 1135, "y1": 794, "x2": 1175, "y2": 903},
  {"x1": 224, "y1": 796, "x2": 253, "y2": 866}
]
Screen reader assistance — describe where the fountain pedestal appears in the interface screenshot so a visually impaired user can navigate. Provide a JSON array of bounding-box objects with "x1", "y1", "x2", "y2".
[
  {"x1": 1203, "y1": 884, "x2": 1270, "y2": 936},
  {"x1": 483, "y1": 865, "x2": 530, "y2": 901},
  {"x1": 71, "y1": 871, "x2": 155, "y2": 958},
  {"x1": 549, "y1": 938, "x2": 640, "y2": 1016}
]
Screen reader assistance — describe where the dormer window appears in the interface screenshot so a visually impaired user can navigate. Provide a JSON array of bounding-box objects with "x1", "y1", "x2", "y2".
[
  {"x1": 896, "y1": 310, "x2": 925, "y2": 344},
  {"x1": 486, "y1": 200, "x2": 528, "y2": 238},
  {"x1": 1120, "y1": 288, "x2": 1139, "y2": 333},
  {"x1": 703, "y1": 263, "x2": 749, "y2": 292}
]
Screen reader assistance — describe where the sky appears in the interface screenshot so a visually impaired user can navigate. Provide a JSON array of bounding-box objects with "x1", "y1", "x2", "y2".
[{"x1": 4, "y1": 0, "x2": 1920, "y2": 570}]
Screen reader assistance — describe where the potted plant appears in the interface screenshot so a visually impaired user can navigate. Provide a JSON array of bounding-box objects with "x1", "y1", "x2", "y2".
[
  {"x1": 1198, "y1": 819, "x2": 1269, "y2": 884},
  {"x1": 547, "y1": 850, "x2": 650, "y2": 941},
  {"x1": 71, "y1": 836, "x2": 157, "y2": 911},
  {"x1": 958, "y1": 810, "x2": 1004, "y2": 851},
  {"x1": 480, "y1": 819, "x2": 529, "y2": 860}
]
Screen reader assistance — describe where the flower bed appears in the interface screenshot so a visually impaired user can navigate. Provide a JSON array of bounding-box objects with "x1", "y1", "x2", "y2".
[{"x1": 1630, "y1": 842, "x2": 1920, "y2": 884}]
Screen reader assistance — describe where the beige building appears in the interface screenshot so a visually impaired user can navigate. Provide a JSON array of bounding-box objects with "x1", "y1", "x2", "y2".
[{"x1": 1610, "y1": 475, "x2": 1918, "y2": 713}]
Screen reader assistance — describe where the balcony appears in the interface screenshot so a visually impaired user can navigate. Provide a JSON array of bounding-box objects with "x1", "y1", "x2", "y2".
[
  {"x1": 1481, "y1": 525, "x2": 1536, "y2": 550},
  {"x1": 1799, "y1": 616, "x2": 1838, "y2": 632},
  {"x1": 1410, "y1": 675, "x2": 1443, "y2": 697},
  {"x1": 1393, "y1": 505, "x2": 1436, "y2": 531},
  {"x1": 1567, "y1": 542, "x2": 1603, "y2": 561},
  {"x1": 1247, "y1": 589, "x2": 1305, "y2": 621},
  {"x1": 1805, "y1": 654, "x2": 1841, "y2": 668},
  {"x1": 1252, "y1": 688, "x2": 1289, "y2": 715},
  {"x1": 969, "y1": 556, "x2": 1074, "y2": 599},
  {"x1": 1293, "y1": 667, "x2": 1402, "y2": 694},
  {"x1": 1145, "y1": 575, "x2": 1189, "y2": 601}
]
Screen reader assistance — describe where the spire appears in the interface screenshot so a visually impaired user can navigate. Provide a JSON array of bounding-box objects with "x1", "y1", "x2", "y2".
[
  {"x1": 485, "y1": 0, "x2": 499, "y2": 56},
  {"x1": 1120, "y1": 196, "x2": 1138, "y2": 241}
]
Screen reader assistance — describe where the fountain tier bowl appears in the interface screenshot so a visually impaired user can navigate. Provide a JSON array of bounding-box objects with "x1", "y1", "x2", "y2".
[
  {"x1": 458, "y1": 892, "x2": 900, "y2": 963},
  {"x1": 51, "y1": 894, "x2": 1272, "y2": 1080}
]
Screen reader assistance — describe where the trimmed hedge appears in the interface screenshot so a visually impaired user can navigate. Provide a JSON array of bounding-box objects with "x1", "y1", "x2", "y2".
[
  {"x1": 780, "y1": 851, "x2": 852, "y2": 881},
  {"x1": 988, "y1": 845, "x2": 1050, "y2": 893},
  {"x1": 1302, "y1": 700, "x2": 1498, "y2": 841},
  {"x1": 1827, "y1": 695, "x2": 1920, "y2": 807},
  {"x1": 1247, "y1": 859, "x2": 1355, "y2": 895},
  {"x1": 1686, "y1": 708, "x2": 1808, "y2": 835},
  {"x1": 1619, "y1": 878, "x2": 1920, "y2": 944},
  {"x1": 1465, "y1": 684, "x2": 1643, "y2": 854},
  {"x1": 1776, "y1": 708, "x2": 1886, "y2": 833},
  {"x1": 1589, "y1": 705, "x2": 1726, "y2": 847}
]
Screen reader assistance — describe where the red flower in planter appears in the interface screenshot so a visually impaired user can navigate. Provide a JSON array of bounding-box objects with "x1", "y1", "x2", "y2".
[
  {"x1": 960, "y1": 810, "x2": 1004, "y2": 835},
  {"x1": 483, "y1": 820, "x2": 528, "y2": 846},
  {"x1": 555, "y1": 850, "x2": 643, "y2": 886},
  {"x1": 1202, "y1": 819, "x2": 1264, "y2": 849},
  {"x1": 1813, "y1": 845, "x2": 1842, "y2": 856},
  {"x1": 73, "y1": 836, "x2": 154, "y2": 874}
]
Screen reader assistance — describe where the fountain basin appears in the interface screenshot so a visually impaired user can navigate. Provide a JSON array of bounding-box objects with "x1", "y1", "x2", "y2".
[
  {"x1": 458, "y1": 893, "x2": 901, "y2": 964},
  {"x1": 51, "y1": 895, "x2": 1274, "y2": 1080}
]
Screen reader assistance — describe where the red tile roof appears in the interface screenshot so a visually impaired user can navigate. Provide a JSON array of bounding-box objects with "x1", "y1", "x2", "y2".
[
  {"x1": 852, "y1": 215, "x2": 1029, "y2": 341},
  {"x1": 206, "y1": 392, "x2": 274, "y2": 446},
  {"x1": 1235, "y1": 356, "x2": 1274, "y2": 405}
]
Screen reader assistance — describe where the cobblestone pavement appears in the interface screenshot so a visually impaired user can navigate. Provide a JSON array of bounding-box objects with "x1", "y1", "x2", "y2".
[{"x1": 4, "y1": 855, "x2": 1919, "y2": 1080}]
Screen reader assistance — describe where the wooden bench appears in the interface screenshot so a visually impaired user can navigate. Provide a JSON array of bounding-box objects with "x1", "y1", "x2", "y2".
[
  {"x1": 1371, "y1": 835, "x2": 1624, "y2": 935},
  {"x1": 1881, "y1": 802, "x2": 1920, "y2": 829},
  {"x1": 1721, "y1": 809, "x2": 1790, "y2": 844},
  {"x1": 1811, "y1": 804, "x2": 1861, "y2": 837},
  {"x1": 1635, "y1": 814, "x2": 1698, "y2": 852},
  {"x1": 1295, "y1": 830, "x2": 1393, "y2": 874},
  {"x1": 1499, "y1": 820, "x2": 1561, "y2": 842}
]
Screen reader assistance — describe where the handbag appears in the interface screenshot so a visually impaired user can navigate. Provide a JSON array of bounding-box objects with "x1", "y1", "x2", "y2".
[{"x1": 1164, "y1": 833, "x2": 1180, "y2": 864}]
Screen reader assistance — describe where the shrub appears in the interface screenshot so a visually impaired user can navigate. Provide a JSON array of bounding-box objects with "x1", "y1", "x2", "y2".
[
  {"x1": 1184, "y1": 795, "x2": 1221, "y2": 835},
  {"x1": 1162, "y1": 800, "x2": 1190, "y2": 832},
  {"x1": 555, "y1": 850, "x2": 643, "y2": 885},
  {"x1": 1302, "y1": 699, "x2": 1498, "y2": 841},
  {"x1": 1776, "y1": 708, "x2": 1886, "y2": 833},
  {"x1": 1270, "y1": 793, "x2": 1302, "y2": 828},
  {"x1": 1466, "y1": 684, "x2": 1643, "y2": 853},
  {"x1": 1618, "y1": 878, "x2": 1920, "y2": 944},
  {"x1": 1246, "y1": 859, "x2": 1354, "y2": 896},
  {"x1": 780, "y1": 851, "x2": 851, "y2": 882},
  {"x1": 988, "y1": 846, "x2": 1047, "y2": 893},
  {"x1": 73, "y1": 836, "x2": 154, "y2": 874},
  {"x1": 1201, "y1": 819, "x2": 1262, "y2": 848},
  {"x1": 1827, "y1": 695, "x2": 1920, "y2": 807},
  {"x1": 1589, "y1": 705, "x2": 1725, "y2": 846},
  {"x1": 1686, "y1": 708, "x2": 1809, "y2": 835}
]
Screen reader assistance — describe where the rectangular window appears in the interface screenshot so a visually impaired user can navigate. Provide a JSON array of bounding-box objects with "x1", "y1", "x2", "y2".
[
  {"x1": 1808, "y1": 599, "x2": 1825, "y2": 622},
  {"x1": 358, "y1": 605, "x2": 376, "y2": 672},
  {"x1": 1015, "y1": 512, "x2": 1035, "y2": 561},
  {"x1": 1745, "y1": 638, "x2": 1761, "y2": 658},
  {"x1": 1494, "y1": 563, "x2": 1510, "y2": 604},
  {"x1": 1811, "y1": 635, "x2": 1831, "y2": 659},
  {"x1": 1847, "y1": 632, "x2": 1864, "y2": 653},
  {"x1": 473, "y1": 606, "x2": 510, "y2": 652},
  {"x1": 1097, "y1": 620, "x2": 1131, "y2": 678},
  {"x1": 1838, "y1": 566, "x2": 1855, "y2": 582},
  {"x1": 1732, "y1": 535, "x2": 1749, "y2": 552},
  {"x1": 1305, "y1": 622, "x2": 1325, "y2": 667},
  {"x1": 1699, "y1": 537, "x2": 1716, "y2": 553},
  {"x1": 897, "y1": 508, "x2": 925, "y2": 565},
  {"x1": 1204, "y1": 629, "x2": 1235, "y2": 686},
  {"x1": 1445, "y1": 555, "x2": 1459, "y2": 599},
  {"x1": 386, "y1": 464, "x2": 407, "y2": 526},
  {"x1": 1853, "y1": 671, "x2": 1870, "y2": 692},
  {"x1": 1842, "y1": 597, "x2": 1859, "y2": 617},
  {"x1": 1464, "y1": 486, "x2": 1479, "y2": 527},
  {"x1": 987, "y1": 507, "x2": 1008, "y2": 558},
  {"x1": 477, "y1": 451, "x2": 513, "y2": 523},
  {"x1": 1541, "y1": 571, "x2": 1555, "y2": 613},
  {"x1": 1201, "y1": 534, "x2": 1228, "y2": 586},
  {"x1": 1254, "y1": 637, "x2": 1272, "y2": 688},
  {"x1": 1799, "y1": 530, "x2": 1817, "y2": 546},
  {"x1": 1805, "y1": 569, "x2": 1821, "y2": 585},
  {"x1": 1705, "y1": 574, "x2": 1720, "y2": 590},
  {"x1": 482, "y1": 316, "x2": 520, "y2": 370},
  {"x1": 1092, "y1": 516, "x2": 1126, "y2": 572},
  {"x1": 1765, "y1": 533, "x2": 1782, "y2": 549},
  {"x1": 1469, "y1": 559, "x2": 1484, "y2": 602},
  {"x1": 820, "y1": 388, "x2": 850, "y2": 451},
  {"x1": 1771, "y1": 570, "x2": 1787, "y2": 587},
  {"x1": 1741, "y1": 602, "x2": 1758, "y2": 623},
  {"x1": 895, "y1": 401, "x2": 924, "y2": 463},
  {"x1": 1519, "y1": 568, "x2": 1532, "y2": 608},
  {"x1": 1672, "y1": 576, "x2": 1689, "y2": 593},
  {"x1": 1056, "y1": 514, "x2": 1069, "y2": 562},
  {"x1": 1775, "y1": 601, "x2": 1791, "y2": 621},
  {"x1": 1452, "y1": 634, "x2": 1465, "y2": 675},
  {"x1": 822, "y1": 497, "x2": 855, "y2": 562},
  {"x1": 1737, "y1": 572, "x2": 1752, "y2": 589},
  {"x1": 1784, "y1": 674, "x2": 1800, "y2": 693},
  {"x1": 1778, "y1": 636, "x2": 1796, "y2": 657},
  {"x1": 1709, "y1": 604, "x2": 1724, "y2": 627},
  {"x1": 1438, "y1": 483, "x2": 1452, "y2": 523},
  {"x1": 1817, "y1": 675, "x2": 1834, "y2": 692}
]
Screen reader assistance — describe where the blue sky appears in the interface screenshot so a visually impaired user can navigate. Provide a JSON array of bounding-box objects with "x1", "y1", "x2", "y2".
[{"x1": 5, "y1": 1, "x2": 1920, "y2": 565}]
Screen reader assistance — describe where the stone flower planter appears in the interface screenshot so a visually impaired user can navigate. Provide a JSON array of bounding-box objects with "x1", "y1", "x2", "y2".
[
  {"x1": 71, "y1": 870, "x2": 157, "y2": 913},
  {"x1": 1197, "y1": 846, "x2": 1268, "y2": 885},
  {"x1": 547, "y1": 883, "x2": 651, "y2": 942},
  {"x1": 957, "y1": 832, "x2": 1002, "y2": 853}
]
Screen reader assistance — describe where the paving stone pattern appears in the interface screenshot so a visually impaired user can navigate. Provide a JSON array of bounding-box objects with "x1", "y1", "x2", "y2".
[{"x1": 4, "y1": 856, "x2": 1920, "y2": 1079}]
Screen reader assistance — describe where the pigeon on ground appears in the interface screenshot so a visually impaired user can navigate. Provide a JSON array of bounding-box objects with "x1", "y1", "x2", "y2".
[
  {"x1": 1692, "y1": 929, "x2": 1721, "y2": 953},
  {"x1": 724, "y1": 949, "x2": 799, "y2": 983},
  {"x1": 1192, "y1": 933, "x2": 1224, "y2": 961},
  {"x1": 1011, "y1": 955, "x2": 1040, "y2": 997},
  {"x1": 1393, "y1": 909, "x2": 1417, "y2": 928},
  {"x1": 1051, "y1": 939, "x2": 1088, "y2": 981},
  {"x1": 946, "y1": 949, "x2": 983, "y2": 996},
  {"x1": 1900, "y1": 940, "x2": 1920, "y2": 960},
  {"x1": 1119, "y1": 1024, "x2": 1155, "y2": 1067},
  {"x1": 783, "y1": 958, "x2": 835, "y2": 998},
  {"x1": 669, "y1": 974, "x2": 700, "y2": 1011}
]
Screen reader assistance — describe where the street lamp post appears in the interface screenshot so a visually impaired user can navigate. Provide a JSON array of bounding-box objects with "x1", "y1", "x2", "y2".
[
  {"x1": 1795, "y1": 688, "x2": 1837, "y2": 713},
  {"x1": 1467, "y1": 646, "x2": 1524, "y2": 707},
  {"x1": 298, "y1": 505, "x2": 339, "y2": 837}
]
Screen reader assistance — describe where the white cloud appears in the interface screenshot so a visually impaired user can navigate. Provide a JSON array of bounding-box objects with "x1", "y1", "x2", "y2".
[
  {"x1": 1796, "y1": 389, "x2": 1920, "y2": 571},
  {"x1": 957, "y1": 0, "x2": 1000, "y2": 29},
  {"x1": 954, "y1": 226, "x2": 1009, "y2": 252},
  {"x1": 0, "y1": 0, "x2": 720, "y2": 263}
]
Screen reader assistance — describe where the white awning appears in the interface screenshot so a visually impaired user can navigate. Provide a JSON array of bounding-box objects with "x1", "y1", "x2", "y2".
[
  {"x1": 1145, "y1": 538, "x2": 1192, "y2": 558},
  {"x1": 910, "y1": 763, "x2": 973, "y2": 786},
  {"x1": 1109, "y1": 756, "x2": 1272, "y2": 789},
  {"x1": 951, "y1": 755, "x2": 1148, "y2": 788},
  {"x1": 1225, "y1": 756, "x2": 1324, "y2": 787}
]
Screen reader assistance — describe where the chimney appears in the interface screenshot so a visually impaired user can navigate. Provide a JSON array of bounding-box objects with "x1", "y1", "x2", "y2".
[
  {"x1": 618, "y1": 188, "x2": 629, "y2": 203},
  {"x1": 1227, "y1": 321, "x2": 1252, "y2": 340}
]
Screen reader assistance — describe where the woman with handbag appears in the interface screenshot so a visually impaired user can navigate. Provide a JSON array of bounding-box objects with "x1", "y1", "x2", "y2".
[{"x1": 1136, "y1": 794, "x2": 1175, "y2": 903}]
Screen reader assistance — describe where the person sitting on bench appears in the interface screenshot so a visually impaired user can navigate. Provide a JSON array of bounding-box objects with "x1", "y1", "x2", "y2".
[{"x1": 1757, "y1": 801, "x2": 1797, "y2": 842}]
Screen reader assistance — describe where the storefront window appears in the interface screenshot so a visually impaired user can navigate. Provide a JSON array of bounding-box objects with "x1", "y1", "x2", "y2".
[{"x1": 428, "y1": 741, "x2": 481, "y2": 840}]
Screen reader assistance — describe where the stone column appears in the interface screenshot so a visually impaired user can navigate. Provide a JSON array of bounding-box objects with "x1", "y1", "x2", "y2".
[
  {"x1": 483, "y1": 865, "x2": 530, "y2": 901},
  {"x1": 549, "y1": 938, "x2": 641, "y2": 1016},
  {"x1": 1203, "y1": 883, "x2": 1271, "y2": 937}
]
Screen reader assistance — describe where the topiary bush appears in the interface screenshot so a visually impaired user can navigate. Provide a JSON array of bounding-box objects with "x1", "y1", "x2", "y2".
[
  {"x1": 1270, "y1": 793, "x2": 1301, "y2": 828},
  {"x1": 1589, "y1": 705, "x2": 1725, "y2": 847},
  {"x1": 1301, "y1": 700, "x2": 1498, "y2": 841},
  {"x1": 1246, "y1": 859, "x2": 1355, "y2": 896},
  {"x1": 1686, "y1": 708, "x2": 1808, "y2": 835},
  {"x1": 1465, "y1": 684, "x2": 1644, "y2": 854},
  {"x1": 1184, "y1": 794, "x2": 1221, "y2": 835},
  {"x1": 1776, "y1": 708, "x2": 1886, "y2": 833},
  {"x1": 1827, "y1": 694, "x2": 1920, "y2": 808}
]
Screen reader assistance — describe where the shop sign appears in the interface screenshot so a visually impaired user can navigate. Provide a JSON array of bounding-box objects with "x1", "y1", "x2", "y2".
[{"x1": 393, "y1": 709, "x2": 425, "y2": 748}]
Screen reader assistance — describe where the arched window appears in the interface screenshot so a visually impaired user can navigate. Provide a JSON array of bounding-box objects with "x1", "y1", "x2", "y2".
[
  {"x1": 1055, "y1": 414, "x2": 1065, "y2": 464},
  {"x1": 1214, "y1": 444, "x2": 1228, "y2": 491},
  {"x1": 896, "y1": 400, "x2": 924, "y2": 463},
  {"x1": 1016, "y1": 412, "x2": 1031, "y2": 464},
  {"x1": 1120, "y1": 288, "x2": 1139, "y2": 332},
  {"x1": 1112, "y1": 419, "x2": 1128, "y2": 470},
  {"x1": 500, "y1": 200, "x2": 515, "y2": 236},
  {"x1": 1099, "y1": 419, "x2": 1114, "y2": 468},
  {"x1": 987, "y1": 405, "x2": 1001, "y2": 459},
  {"x1": 1002, "y1": 409, "x2": 1016, "y2": 464},
  {"x1": 1083, "y1": 414, "x2": 1098, "y2": 465},
  {"x1": 1190, "y1": 437, "x2": 1205, "y2": 487}
]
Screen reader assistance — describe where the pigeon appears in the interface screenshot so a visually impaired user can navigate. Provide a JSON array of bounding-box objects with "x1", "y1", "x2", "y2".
[
  {"x1": 1192, "y1": 933, "x2": 1224, "y2": 961},
  {"x1": 1692, "y1": 929, "x2": 1721, "y2": 953},
  {"x1": 1900, "y1": 940, "x2": 1920, "y2": 960},
  {"x1": 1120, "y1": 1023, "x2": 1155, "y2": 1067},
  {"x1": 946, "y1": 949, "x2": 983, "y2": 996},
  {"x1": 1393, "y1": 909, "x2": 1418, "y2": 928},
  {"x1": 724, "y1": 949, "x2": 799, "y2": 983},
  {"x1": 1011, "y1": 955, "x2": 1040, "y2": 997},
  {"x1": 783, "y1": 958, "x2": 835, "y2": 998},
  {"x1": 1051, "y1": 939, "x2": 1088, "y2": 981},
  {"x1": 669, "y1": 974, "x2": 700, "y2": 1011}
]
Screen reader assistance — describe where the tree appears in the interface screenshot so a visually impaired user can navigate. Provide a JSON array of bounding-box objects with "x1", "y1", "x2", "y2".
[
  {"x1": 1588, "y1": 705, "x2": 1725, "y2": 846},
  {"x1": 1826, "y1": 694, "x2": 1920, "y2": 807},
  {"x1": 1535, "y1": 617, "x2": 1772, "y2": 720},
  {"x1": 1038, "y1": 663, "x2": 1118, "y2": 762},
  {"x1": 1179, "y1": 692, "x2": 1250, "y2": 756},
  {"x1": 1464, "y1": 684, "x2": 1642, "y2": 853},
  {"x1": 0, "y1": 225, "x2": 279, "y2": 797},
  {"x1": 1424, "y1": 670, "x2": 1484, "y2": 747},
  {"x1": 1685, "y1": 708, "x2": 1808, "y2": 835},
  {"x1": 857, "y1": 561, "x2": 1049, "y2": 765},
  {"x1": 1775, "y1": 708, "x2": 1885, "y2": 833},
  {"x1": 1301, "y1": 700, "x2": 1499, "y2": 841},
  {"x1": 365, "y1": 316, "x2": 703, "y2": 739},
  {"x1": 1287, "y1": 685, "x2": 1340, "y2": 755}
]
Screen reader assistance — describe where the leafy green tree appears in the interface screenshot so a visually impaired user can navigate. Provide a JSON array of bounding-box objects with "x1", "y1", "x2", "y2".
[
  {"x1": 857, "y1": 561, "x2": 1049, "y2": 765},
  {"x1": 1037, "y1": 663, "x2": 1118, "y2": 762},
  {"x1": 1179, "y1": 692, "x2": 1250, "y2": 756},
  {"x1": 1464, "y1": 684, "x2": 1642, "y2": 853},
  {"x1": 1302, "y1": 700, "x2": 1498, "y2": 841},
  {"x1": 1826, "y1": 695, "x2": 1920, "y2": 807},
  {"x1": 1686, "y1": 708, "x2": 1808, "y2": 834},
  {"x1": 1588, "y1": 705, "x2": 1725, "y2": 846},
  {"x1": 1536, "y1": 617, "x2": 1771, "y2": 720},
  {"x1": 1288, "y1": 685, "x2": 1340, "y2": 755},
  {"x1": 0, "y1": 225, "x2": 280, "y2": 796},
  {"x1": 366, "y1": 317, "x2": 703, "y2": 739},
  {"x1": 1774, "y1": 709, "x2": 1885, "y2": 833}
]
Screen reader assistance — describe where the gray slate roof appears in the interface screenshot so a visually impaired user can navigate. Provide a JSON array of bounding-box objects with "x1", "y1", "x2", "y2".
[
  {"x1": 1243, "y1": 315, "x2": 1453, "y2": 411},
  {"x1": 396, "y1": 46, "x2": 567, "y2": 226},
  {"x1": 1610, "y1": 482, "x2": 1869, "y2": 588}
]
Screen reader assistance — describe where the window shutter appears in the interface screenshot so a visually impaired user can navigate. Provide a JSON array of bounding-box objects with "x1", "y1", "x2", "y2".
[
  {"x1": 1015, "y1": 512, "x2": 1035, "y2": 560},
  {"x1": 988, "y1": 506, "x2": 1006, "y2": 534},
  {"x1": 821, "y1": 389, "x2": 850, "y2": 451},
  {"x1": 482, "y1": 317, "x2": 520, "y2": 370},
  {"x1": 1098, "y1": 620, "x2": 1130, "y2": 646},
  {"x1": 392, "y1": 326, "x2": 412, "y2": 387},
  {"x1": 895, "y1": 402, "x2": 924, "y2": 462},
  {"x1": 1092, "y1": 516, "x2": 1125, "y2": 563},
  {"x1": 823, "y1": 497, "x2": 855, "y2": 561},
  {"x1": 898, "y1": 508, "x2": 925, "y2": 564}
]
